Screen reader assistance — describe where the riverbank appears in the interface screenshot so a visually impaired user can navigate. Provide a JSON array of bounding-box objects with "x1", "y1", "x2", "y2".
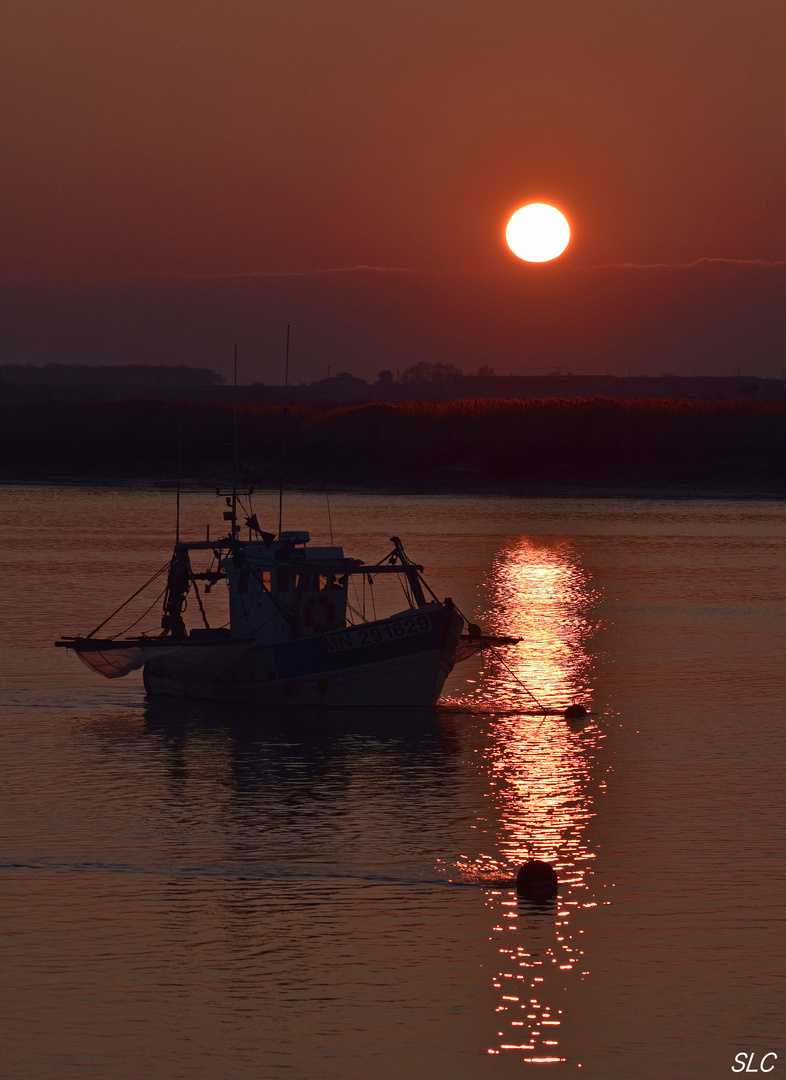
[{"x1": 3, "y1": 397, "x2": 786, "y2": 497}]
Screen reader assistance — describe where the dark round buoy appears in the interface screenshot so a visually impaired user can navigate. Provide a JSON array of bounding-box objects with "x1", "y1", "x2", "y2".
[
  {"x1": 516, "y1": 859, "x2": 559, "y2": 899},
  {"x1": 564, "y1": 703, "x2": 588, "y2": 719}
]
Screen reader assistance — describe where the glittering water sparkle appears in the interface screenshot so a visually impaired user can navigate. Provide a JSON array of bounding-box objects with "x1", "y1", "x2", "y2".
[{"x1": 1, "y1": 488, "x2": 784, "y2": 1079}]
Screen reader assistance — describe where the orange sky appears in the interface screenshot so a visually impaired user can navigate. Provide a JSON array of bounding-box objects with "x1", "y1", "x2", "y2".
[
  {"x1": 1, "y1": 1, "x2": 785, "y2": 377},
  {"x1": 3, "y1": 0, "x2": 786, "y2": 279}
]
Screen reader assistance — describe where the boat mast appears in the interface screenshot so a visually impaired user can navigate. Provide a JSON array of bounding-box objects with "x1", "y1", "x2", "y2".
[
  {"x1": 231, "y1": 343, "x2": 238, "y2": 540},
  {"x1": 175, "y1": 409, "x2": 182, "y2": 543},
  {"x1": 278, "y1": 324, "x2": 290, "y2": 537}
]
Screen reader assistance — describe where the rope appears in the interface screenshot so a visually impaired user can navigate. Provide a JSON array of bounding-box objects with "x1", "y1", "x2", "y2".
[
  {"x1": 188, "y1": 569, "x2": 210, "y2": 629},
  {"x1": 86, "y1": 561, "x2": 170, "y2": 639},
  {"x1": 449, "y1": 596, "x2": 549, "y2": 714},
  {"x1": 482, "y1": 642, "x2": 548, "y2": 714},
  {"x1": 111, "y1": 583, "x2": 168, "y2": 639},
  {"x1": 345, "y1": 600, "x2": 367, "y2": 624},
  {"x1": 398, "y1": 571, "x2": 414, "y2": 608}
]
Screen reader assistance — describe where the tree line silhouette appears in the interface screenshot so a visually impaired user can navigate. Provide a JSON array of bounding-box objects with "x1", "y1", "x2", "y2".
[{"x1": 3, "y1": 396, "x2": 786, "y2": 492}]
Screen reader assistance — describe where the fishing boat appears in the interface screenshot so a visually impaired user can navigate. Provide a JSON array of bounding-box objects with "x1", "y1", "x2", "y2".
[{"x1": 55, "y1": 491, "x2": 513, "y2": 708}]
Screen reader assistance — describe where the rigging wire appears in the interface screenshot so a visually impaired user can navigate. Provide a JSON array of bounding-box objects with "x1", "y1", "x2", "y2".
[
  {"x1": 397, "y1": 571, "x2": 414, "y2": 608},
  {"x1": 326, "y1": 491, "x2": 334, "y2": 545},
  {"x1": 278, "y1": 324, "x2": 290, "y2": 536},
  {"x1": 477, "y1": 640, "x2": 548, "y2": 714},
  {"x1": 188, "y1": 567, "x2": 210, "y2": 629},
  {"x1": 110, "y1": 583, "x2": 169, "y2": 639},
  {"x1": 85, "y1": 561, "x2": 170, "y2": 639},
  {"x1": 350, "y1": 573, "x2": 364, "y2": 621},
  {"x1": 345, "y1": 600, "x2": 368, "y2": 624},
  {"x1": 445, "y1": 592, "x2": 549, "y2": 714}
]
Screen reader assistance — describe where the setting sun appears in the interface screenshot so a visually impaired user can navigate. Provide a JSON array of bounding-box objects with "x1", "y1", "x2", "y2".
[{"x1": 505, "y1": 204, "x2": 570, "y2": 262}]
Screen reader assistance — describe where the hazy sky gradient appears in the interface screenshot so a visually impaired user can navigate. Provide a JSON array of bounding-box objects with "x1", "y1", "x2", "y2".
[
  {"x1": 4, "y1": 0, "x2": 786, "y2": 277},
  {"x1": 2, "y1": 1, "x2": 784, "y2": 376}
]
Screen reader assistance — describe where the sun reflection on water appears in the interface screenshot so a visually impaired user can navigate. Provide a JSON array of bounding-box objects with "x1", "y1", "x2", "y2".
[
  {"x1": 472, "y1": 537, "x2": 601, "y2": 712},
  {"x1": 445, "y1": 537, "x2": 607, "y2": 1064}
]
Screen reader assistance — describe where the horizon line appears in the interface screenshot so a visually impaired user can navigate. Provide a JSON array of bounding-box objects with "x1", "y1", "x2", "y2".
[{"x1": 3, "y1": 256, "x2": 786, "y2": 285}]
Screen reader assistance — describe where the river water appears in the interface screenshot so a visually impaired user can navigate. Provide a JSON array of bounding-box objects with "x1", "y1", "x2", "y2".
[{"x1": 0, "y1": 487, "x2": 783, "y2": 1079}]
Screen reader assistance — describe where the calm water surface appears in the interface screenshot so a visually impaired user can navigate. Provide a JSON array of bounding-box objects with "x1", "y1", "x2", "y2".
[{"x1": 0, "y1": 487, "x2": 784, "y2": 1079}]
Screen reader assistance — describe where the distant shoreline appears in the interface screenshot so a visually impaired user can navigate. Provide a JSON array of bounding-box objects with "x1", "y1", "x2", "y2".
[
  {"x1": 3, "y1": 397, "x2": 786, "y2": 499},
  {"x1": 2, "y1": 473, "x2": 784, "y2": 501}
]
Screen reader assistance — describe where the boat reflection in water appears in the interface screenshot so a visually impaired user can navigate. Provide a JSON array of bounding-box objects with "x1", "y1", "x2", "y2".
[{"x1": 444, "y1": 538, "x2": 608, "y2": 1065}]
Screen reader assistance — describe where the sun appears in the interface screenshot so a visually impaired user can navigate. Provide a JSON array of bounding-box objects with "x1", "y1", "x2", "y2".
[{"x1": 505, "y1": 204, "x2": 570, "y2": 263}]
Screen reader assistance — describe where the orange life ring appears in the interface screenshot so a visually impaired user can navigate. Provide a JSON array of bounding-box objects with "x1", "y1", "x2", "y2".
[{"x1": 303, "y1": 594, "x2": 337, "y2": 633}]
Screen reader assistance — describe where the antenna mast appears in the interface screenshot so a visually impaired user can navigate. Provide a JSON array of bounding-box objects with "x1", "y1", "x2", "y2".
[
  {"x1": 175, "y1": 410, "x2": 182, "y2": 542},
  {"x1": 278, "y1": 324, "x2": 290, "y2": 536},
  {"x1": 232, "y1": 343, "x2": 238, "y2": 539}
]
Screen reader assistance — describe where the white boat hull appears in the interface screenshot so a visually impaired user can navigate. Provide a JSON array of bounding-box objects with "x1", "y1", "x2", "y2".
[
  {"x1": 143, "y1": 645, "x2": 453, "y2": 707},
  {"x1": 140, "y1": 603, "x2": 463, "y2": 708}
]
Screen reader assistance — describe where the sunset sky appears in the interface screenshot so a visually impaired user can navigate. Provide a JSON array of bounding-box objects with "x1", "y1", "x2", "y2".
[{"x1": 2, "y1": 1, "x2": 785, "y2": 381}]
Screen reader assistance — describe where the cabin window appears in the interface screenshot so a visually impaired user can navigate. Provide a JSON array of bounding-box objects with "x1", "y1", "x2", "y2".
[
  {"x1": 261, "y1": 570, "x2": 272, "y2": 590},
  {"x1": 276, "y1": 569, "x2": 290, "y2": 592},
  {"x1": 238, "y1": 567, "x2": 250, "y2": 594}
]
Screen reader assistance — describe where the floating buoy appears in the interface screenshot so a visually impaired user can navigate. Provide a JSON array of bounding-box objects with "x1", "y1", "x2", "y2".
[
  {"x1": 564, "y1": 703, "x2": 588, "y2": 719},
  {"x1": 516, "y1": 859, "x2": 559, "y2": 899}
]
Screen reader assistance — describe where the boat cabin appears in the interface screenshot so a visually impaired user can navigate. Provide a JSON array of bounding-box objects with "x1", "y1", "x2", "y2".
[{"x1": 222, "y1": 530, "x2": 360, "y2": 644}]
